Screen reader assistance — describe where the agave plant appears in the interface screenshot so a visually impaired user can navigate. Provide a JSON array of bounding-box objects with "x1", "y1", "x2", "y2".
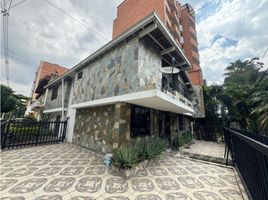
[
  {"x1": 143, "y1": 137, "x2": 166, "y2": 160},
  {"x1": 112, "y1": 142, "x2": 143, "y2": 169}
]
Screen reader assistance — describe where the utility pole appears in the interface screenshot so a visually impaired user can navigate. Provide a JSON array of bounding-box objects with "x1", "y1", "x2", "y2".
[{"x1": 1, "y1": 0, "x2": 11, "y2": 86}]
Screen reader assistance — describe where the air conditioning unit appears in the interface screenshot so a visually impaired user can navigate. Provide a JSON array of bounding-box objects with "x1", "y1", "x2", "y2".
[
  {"x1": 180, "y1": 37, "x2": 184, "y2": 44},
  {"x1": 179, "y1": 24, "x2": 183, "y2": 32}
]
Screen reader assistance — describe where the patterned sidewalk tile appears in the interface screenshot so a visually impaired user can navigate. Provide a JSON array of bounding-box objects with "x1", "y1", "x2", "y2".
[{"x1": 0, "y1": 143, "x2": 247, "y2": 200}]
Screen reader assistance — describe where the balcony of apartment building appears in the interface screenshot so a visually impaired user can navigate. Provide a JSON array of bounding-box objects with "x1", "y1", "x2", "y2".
[{"x1": 161, "y1": 73, "x2": 193, "y2": 109}]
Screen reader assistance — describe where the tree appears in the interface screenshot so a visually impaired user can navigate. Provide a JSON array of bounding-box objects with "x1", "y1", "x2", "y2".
[
  {"x1": 223, "y1": 57, "x2": 267, "y2": 132},
  {"x1": 250, "y1": 72, "x2": 268, "y2": 130},
  {"x1": 1, "y1": 84, "x2": 17, "y2": 113},
  {"x1": 1, "y1": 84, "x2": 28, "y2": 118},
  {"x1": 201, "y1": 57, "x2": 267, "y2": 137}
]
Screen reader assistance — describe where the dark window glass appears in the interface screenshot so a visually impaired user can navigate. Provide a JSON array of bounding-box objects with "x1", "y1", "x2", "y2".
[
  {"x1": 178, "y1": 115, "x2": 185, "y2": 131},
  {"x1": 77, "y1": 71, "x2": 83, "y2": 80},
  {"x1": 131, "y1": 105, "x2": 150, "y2": 137},
  {"x1": 51, "y1": 86, "x2": 58, "y2": 100}
]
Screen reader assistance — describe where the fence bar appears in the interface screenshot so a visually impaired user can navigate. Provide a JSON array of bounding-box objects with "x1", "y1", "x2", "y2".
[
  {"x1": 1, "y1": 119, "x2": 68, "y2": 149},
  {"x1": 223, "y1": 128, "x2": 268, "y2": 200}
]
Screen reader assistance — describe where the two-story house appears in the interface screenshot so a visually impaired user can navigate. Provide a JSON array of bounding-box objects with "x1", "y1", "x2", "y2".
[
  {"x1": 43, "y1": 13, "x2": 195, "y2": 153},
  {"x1": 25, "y1": 61, "x2": 69, "y2": 120}
]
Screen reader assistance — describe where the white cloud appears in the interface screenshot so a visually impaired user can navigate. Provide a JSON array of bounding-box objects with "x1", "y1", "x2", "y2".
[
  {"x1": 1, "y1": 0, "x2": 121, "y2": 96},
  {"x1": 1, "y1": 0, "x2": 267, "y2": 95},
  {"x1": 196, "y1": 0, "x2": 268, "y2": 85}
]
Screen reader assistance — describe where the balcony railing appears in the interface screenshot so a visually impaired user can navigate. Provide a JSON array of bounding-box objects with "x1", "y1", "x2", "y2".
[
  {"x1": 31, "y1": 99, "x2": 44, "y2": 110},
  {"x1": 161, "y1": 78, "x2": 192, "y2": 107}
]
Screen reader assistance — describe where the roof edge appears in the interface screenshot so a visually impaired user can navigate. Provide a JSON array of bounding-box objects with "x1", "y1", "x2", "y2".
[{"x1": 45, "y1": 12, "x2": 192, "y2": 89}]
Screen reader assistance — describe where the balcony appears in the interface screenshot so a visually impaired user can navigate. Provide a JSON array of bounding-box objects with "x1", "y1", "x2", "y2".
[
  {"x1": 161, "y1": 77, "x2": 193, "y2": 108},
  {"x1": 31, "y1": 99, "x2": 44, "y2": 111}
]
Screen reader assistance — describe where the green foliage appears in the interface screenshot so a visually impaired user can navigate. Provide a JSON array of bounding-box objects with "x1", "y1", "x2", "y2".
[
  {"x1": 1, "y1": 84, "x2": 17, "y2": 113},
  {"x1": 251, "y1": 90, "x2": 268, "y2": 129},
  {"x1": 112, "y1": 142, "x2": 143, "y2": 169},
  {"x1": 172, "y1": 132, "x2": 192, "y2": 149},
  {"x1": 202, "y1": 57, "x2": 268, "y2": 134},
  {"x1": 143, "y1": 137, "x2": 166, "y2": 160},
  {"x1": 1, "y1": 84, "x2": 28, "y2": 118},
  {"x1": 112, "y1": 137, "x2": 166, "y2": 169},
  {"x1": 9, "y1": 126, "x2": 54, "y2": 136}
]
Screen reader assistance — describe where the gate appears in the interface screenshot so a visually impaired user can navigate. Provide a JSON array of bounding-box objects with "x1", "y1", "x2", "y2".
[{"x1": 1, "y1": 119, "x2": 68, "y2": 149}]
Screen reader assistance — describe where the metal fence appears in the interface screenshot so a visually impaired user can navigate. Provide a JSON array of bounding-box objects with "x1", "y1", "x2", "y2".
[
  {"x1": 223, "y1": 128, "x2": 268, "y2": 200},
  {"x1": 1, "y1": 119, "x2": 68, "y2": 149}
]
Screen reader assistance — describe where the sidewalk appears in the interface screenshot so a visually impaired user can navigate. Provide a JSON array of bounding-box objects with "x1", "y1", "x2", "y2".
[{"x1": 180, "y1": 139, "x2": 232, "y2": 165}]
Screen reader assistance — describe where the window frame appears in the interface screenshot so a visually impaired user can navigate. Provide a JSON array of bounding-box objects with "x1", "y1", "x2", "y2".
[
  {"x1": 51, "y1": 86, "x2": 58, "y2": 100},
  {"x1": 77, "y1": 71, "x2": 83, "y2": 80},
  {"x1": 130, "y1": 105, "x2": 151, "y2": 138}
]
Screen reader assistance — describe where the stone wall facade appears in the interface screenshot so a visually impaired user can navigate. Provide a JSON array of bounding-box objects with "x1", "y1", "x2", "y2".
[
  {"x1": 45, "y1": 80, "x2": 72, "y2": 110},
  {"x1": 71, "y1": 36, "x2": 165, "y2": 105},
  {"x1": 72, "y1": 103, "x2": 131, "y2": 153},
  {"x1": 72, "y1": 101, "x2": 191, "y2": 153}
]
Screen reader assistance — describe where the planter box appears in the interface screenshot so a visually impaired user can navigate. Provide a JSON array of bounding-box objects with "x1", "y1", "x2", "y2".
[{"x1": 111, "y1": 160, "x2": 149, "y2": 179}]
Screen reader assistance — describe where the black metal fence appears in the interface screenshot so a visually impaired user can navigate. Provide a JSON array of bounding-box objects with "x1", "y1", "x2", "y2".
[
  {"x1": 1, "y1": 119, "x2": 68, "y2": 149},
  {"x1": 223, "y1": 128, "x2": 268, "y2": 200}
]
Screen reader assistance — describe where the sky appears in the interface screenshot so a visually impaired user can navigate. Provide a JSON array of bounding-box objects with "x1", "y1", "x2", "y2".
[{"x1": 1, "y1": 0, "x2": 268, "y2": 96}]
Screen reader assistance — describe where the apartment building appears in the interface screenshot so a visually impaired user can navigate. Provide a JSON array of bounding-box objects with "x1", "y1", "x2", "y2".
[
  {"x1": 113, "y1": 0, "x2": 205, "y2": 118},
  {"x1": 43, "y1": 13, "x2": 195, "y2": 153},
  {"x1": 25, "y1": 61, "x2": 69, "y2": 120}
]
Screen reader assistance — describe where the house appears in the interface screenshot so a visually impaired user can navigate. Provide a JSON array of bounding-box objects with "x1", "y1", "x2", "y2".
[
  {"x1": 113, "y1": 0, "x2": 205, "y2": 118},
  {"x1": 42, "y1": 12, "x2": 196, "y2": 153},
  {"x1": 25, "y1": 61, "x2": 69, "y2": 120}
]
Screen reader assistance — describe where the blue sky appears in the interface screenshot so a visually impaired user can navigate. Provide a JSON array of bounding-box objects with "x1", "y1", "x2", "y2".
[{"x1": 1, "y1": 0, "x2": 268, "y2": 95}]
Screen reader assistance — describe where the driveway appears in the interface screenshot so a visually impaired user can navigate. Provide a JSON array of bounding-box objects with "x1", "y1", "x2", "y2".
[{"x1": 1, "y1": 143, "x2": 246, "y2": 199}]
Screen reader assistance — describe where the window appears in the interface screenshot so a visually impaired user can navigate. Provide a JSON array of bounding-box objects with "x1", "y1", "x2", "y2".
[
  {"x1": 192, "y1": 56, "x2": 200, "y2": 65},
  {"x1": 191, "y1": 44, "x2": 198, "y2": 53},
  {"x1": 51, "y1": 86, "x2": 58, "y2": 100},
  {"x1": 131, "y1": 105, "x2": 150, "y2": 137},
  {"x1": 190, "y1": 32, "x2": 197, "y2": 41},
  {"x1": 178, "y1": 115, "x2": 185, "y2": 131},
  {"x1": 188, "y1": 18, "x2": 195, "y2": 28},
  {"x1": 77, "y1": 71, "x2": 83, "y2": 80}
]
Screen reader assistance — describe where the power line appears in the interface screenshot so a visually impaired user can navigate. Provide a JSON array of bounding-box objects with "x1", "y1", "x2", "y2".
[
  {"x1": 195, "y1": 0, "x2": 214, "y2": 14},
  {"x1": 7, "y1": 0, "x2": 12, "y2": 11},
  {"x1": 1, "y1": 50, "x2": 36, "y2": 67},
  {"x1": 262, "y1": 47, "x2": 268, "y2": 60},
  {"x1": 44, "y1": 0, "x2": 109, "y2": 42},
  {"x1": 10, "y1": 0, "x2": 26, "y2": 9},
  {"x1": 179, "y1": 0, "x2": 214, "y2": 23}
]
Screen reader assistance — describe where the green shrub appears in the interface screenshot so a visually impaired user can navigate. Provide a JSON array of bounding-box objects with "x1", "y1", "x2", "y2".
[
  {"x1": 112, "y1": 137, "x2": 166, "y2": 169},
  {"x1": 112, "y1": 142, "x2": 143, "y2": 169},
  {"x1": 172, "y1": 132, "x2": 192, "y2": 149},
  {"x1": 143, "y1": 137, "x2": 166, "y2": 160}
]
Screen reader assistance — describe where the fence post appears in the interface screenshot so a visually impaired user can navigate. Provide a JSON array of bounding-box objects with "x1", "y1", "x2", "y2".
[
  {"x1": 1, "y1": 120, "x2": 10, "y2": 149},
  {"x1": 35, "y1": 121, "x2": 41, "y2": 145}
]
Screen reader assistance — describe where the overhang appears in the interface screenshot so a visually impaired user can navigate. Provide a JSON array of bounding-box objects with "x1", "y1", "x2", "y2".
[
  {"x1": 45, "y1": 12, "x2": 193, "y2": 89},
  {"x1": 71, "y1": 90, "x2": 194, "y2": 115}
]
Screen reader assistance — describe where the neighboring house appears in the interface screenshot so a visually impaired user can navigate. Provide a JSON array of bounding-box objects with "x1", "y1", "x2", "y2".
[
  {"x1": 113, "y1": 0, "x2": 205, "y2": 118},
  {"x1": 25, "y1": 61, "x2": 69, "y2": 120},
  {"x1": 43, "y1": 13, "x2": 196, "y2": 153}
]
